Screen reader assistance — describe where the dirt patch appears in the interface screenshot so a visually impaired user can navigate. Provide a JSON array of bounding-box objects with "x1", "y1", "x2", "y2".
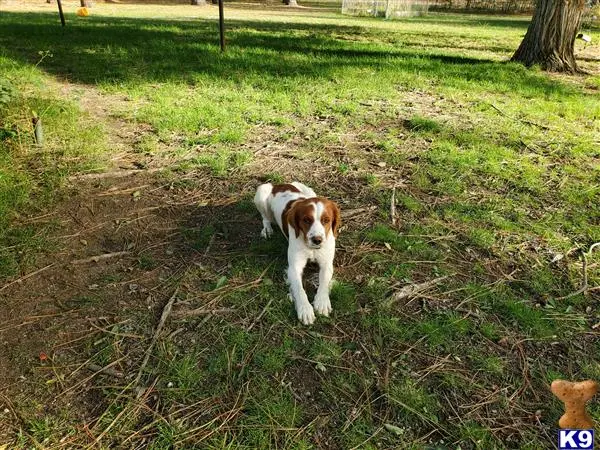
[{"x1": 0, "y1": 164, "x2": 260, "y2": 434}]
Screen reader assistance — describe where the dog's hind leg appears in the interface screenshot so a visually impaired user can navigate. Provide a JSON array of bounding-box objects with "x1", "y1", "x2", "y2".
[{"x1": 254, "y1": 183, "x2": 274, "y2": 238}]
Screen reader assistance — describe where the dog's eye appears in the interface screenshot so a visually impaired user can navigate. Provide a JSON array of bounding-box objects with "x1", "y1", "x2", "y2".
[
  {"x1": 303, "y1": 217, "x2": 312, "y2": 224},
  {"x1": 322, "y1": 218, "x2": 330, "y2": 224}
]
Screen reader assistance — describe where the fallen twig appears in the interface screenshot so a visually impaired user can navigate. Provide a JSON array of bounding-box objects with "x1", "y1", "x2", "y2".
[
  {"x1": 71, "y1": 251, "x2": 130, "y2": 265},
  {"x1": 91, "y1": 378, "x2": 157, "y2": 445},
  {"x1": 557, "y1": 242, "x2": 599, "y2": 300},
  {"x1": 97, "y1": 185, "x2": 149, "y2": 197},
  {"x1": 87, "y1": 363, "x2": 124, "y2": 378},
  {"x1": 246, "y1": 299, "x2": 273, "y2": 332},
  {"x1": 60, "y1": 355, "x2": 128, "y2": 397},
  {"x1": 386, "y1": 276, "x2": 449, "y2": 306},
  {"x1": 390, "y1": 187, "x2": 397, "y2": 226},
  {"x1": 134, "y1": 288, "x2": 179, "y2": 389},
  {"x1": 489, "y1": 103, "x2": 553, "y2": 131},
  {"x1": 342, "y1": 206, "x2": 377, "y2": 219},
  {"x1": 172, "y1": 307, "x2": 236, "y2": 320},
  {"x1": 68, "y1": 168, "x2": 162, "y2": 181},
  {"x1": 0, "y1": 263, "x2": 55, "y2": 292},
  {"x1": 0, "y1": 311, "x2": 75, "y2": 334},
  {"x1": 88, "y1": 320, "x2": 144, "y2": 339},
  {"x1": 203, "y1": 234, "x2": 216, "y2": 257}
]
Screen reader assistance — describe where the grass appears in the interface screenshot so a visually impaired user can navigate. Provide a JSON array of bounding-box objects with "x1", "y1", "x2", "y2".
[{"x1": 0, "y1": 1, "x2": 598, "y2": 449}]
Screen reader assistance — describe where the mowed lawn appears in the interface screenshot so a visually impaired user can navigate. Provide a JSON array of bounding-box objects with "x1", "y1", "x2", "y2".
[{"x1": 0, "y1": 1, "x2": 599, "y2": 448}]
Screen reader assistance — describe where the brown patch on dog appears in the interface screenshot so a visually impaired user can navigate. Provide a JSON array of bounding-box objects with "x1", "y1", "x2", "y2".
[
  {"x1": 281, "y1": 199, "x2": 297, "y2": 238},
  {"x1": 282, "y1": 198, "x2": 315, "y2": 240},
  {"x1": 271, "y1": 183, "x2": 301, "y2": 195},
  {"x1": 319, "y1": 199, "x2": 341, "y2": 238}
]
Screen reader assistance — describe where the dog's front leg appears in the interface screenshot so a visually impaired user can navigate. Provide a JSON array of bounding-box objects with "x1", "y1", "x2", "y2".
[
  {"x1": 313, "y1": 261, "x2": 333, "y2": 317},
  {"x1": 287, "y1": 253, "x2": 315, "y2": 325}
]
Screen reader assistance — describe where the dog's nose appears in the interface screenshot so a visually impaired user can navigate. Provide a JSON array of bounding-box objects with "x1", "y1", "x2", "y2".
[{"x1": 311, "y1": 236, "x2": 323, "y2": 245}]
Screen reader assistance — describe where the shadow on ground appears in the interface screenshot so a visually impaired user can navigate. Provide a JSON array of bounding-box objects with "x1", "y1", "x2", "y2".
[
  {"x1": 0, "y1": 170, "x2": 287, "y2": 436},
  {"x1": 0, "y1": 11, "x2": 580, "y2": 97}
]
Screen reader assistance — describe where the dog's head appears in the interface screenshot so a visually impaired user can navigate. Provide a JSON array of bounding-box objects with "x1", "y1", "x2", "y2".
[{"x1": 288, "y1": 197, "x2": 340, "y2": 248}]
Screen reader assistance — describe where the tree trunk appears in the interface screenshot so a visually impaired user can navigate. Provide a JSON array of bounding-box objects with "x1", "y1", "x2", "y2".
[
  {"x1": 80, "y1": 0, "x2": 88, "y2": 6},
  {"x1": 511, "y1": 0, "x2": 585, "y2": 72}
]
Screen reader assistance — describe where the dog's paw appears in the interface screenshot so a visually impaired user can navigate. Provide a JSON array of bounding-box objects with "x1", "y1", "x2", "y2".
[
  {"x1": 296, "y1": 302, "x2": 316, "y2": 325},
  {"x1": 260, "y1": 226, "x2": 273, "y2": 239},
  {"x1": 313, "y1": 294, "x2": 332, "y2": 317}
]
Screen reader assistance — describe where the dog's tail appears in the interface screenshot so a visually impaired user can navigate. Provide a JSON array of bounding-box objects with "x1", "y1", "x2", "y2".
[{"x1": 291, "y1": 182, "x2": 316, "y2": 198}]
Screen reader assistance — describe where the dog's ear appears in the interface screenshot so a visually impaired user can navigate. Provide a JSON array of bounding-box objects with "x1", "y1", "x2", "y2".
[
  {"x1": 286, "y1": 201, "x2": 302, "y2": 239},
  {"x1": 330, "y1": 200, "x2": 341, "y2": 238}
]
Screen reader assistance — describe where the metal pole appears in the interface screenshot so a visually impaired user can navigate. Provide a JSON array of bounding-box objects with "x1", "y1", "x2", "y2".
[
  {"x1": 57, "y1": 0, "x2": 66, "y2": 26},
  {"x1": 218, "y1": 0, "x2": 225, "y2": 52}
]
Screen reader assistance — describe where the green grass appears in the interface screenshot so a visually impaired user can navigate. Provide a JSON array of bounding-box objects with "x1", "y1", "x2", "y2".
[
  {"x1": 0, "y1": 2, "x2": 599, "y2": 449},
  {"x1": 0, "y1": 49, "x2": 107, "y2": 277}
]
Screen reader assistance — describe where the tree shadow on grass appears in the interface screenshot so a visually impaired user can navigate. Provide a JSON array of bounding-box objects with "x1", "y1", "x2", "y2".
[{"x1": 0, "y1": 11, "x2": 582, "y2": 98}]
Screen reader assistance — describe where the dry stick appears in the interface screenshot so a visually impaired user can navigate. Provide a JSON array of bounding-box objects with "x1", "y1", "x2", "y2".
[
  {"x1": 390, "y1": 186, "x2": 397, "y2": 226},
  {"x1": 86, "y1": 363, "x2": 124, "y2": 378},
  {"x1": 386, "y1": 394, "x2": 450, "y2": 434},
  {"x1": 342, "y1": 206, "x2": 378, "y2": 219},
  {"x1": 88, "y1": 320, "x2": 144, "y2": 339},
  {"x1": 71, "y1": 251, "x2": 130, "y2": 265},
  {"x1": 175, "y1": 383, "x2": 247, "y2": 445},
  {"x1": 0, "y1": 311, "x2": 73, "y2": 333},
  {"x1": 0, "y1": 263, "x2": 55, "y2": 292},
  {"x1": 203, "y1": 233, "x2": 216, "y2": 257},
  {"x1": 90, "y1": 378, "x2": 158, "y2": 448},
  {"x1": 20, "y1": 211, "x2": 57, "y2": 224},
  {"x1": 119, "y1": 399, "x2": 209, "y2": 446},
  {"x1": 350, "y1": 427, "x2": 384, "y2": 450},
  {"x1": 68, "y1": 167, "x2": 163, "y2": 181},
  {"x1": 246, "y1": 299, "x2": 273, "y2": 332},
  {"x1": 134, "y1": 288, "x2": 179, "y2": 389},
  {"x1": 60, "y1": 355, "x2": 128, "y2": 397},
  {"x1": 172, "y1": 307, "x2": 236, "y2": 320},
  {"x1": 97, "y1": 185, "x2": 150, "y2": 197},
  {"x1": 386, "y1": 275, "x2": 449, "y2": 305},
  {"x1": 52, "y1": 329, "x2": 101, "y2": 350},
  {"x1": 557, "y1": 242, "x2": 599, "y2": 300},
  {"x1": 489, "y1": 103, "x2": 553, "y2": 131}
]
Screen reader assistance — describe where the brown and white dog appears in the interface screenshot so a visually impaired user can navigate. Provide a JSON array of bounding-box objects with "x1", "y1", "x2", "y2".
[{"x1": 254, "y1": 182, "x2": 341, "y2": 325}]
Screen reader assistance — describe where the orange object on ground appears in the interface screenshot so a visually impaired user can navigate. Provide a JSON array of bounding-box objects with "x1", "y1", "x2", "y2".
[
  {"x1": 76, "y1": 7, "x2": 89, "y2": 17},
  {"x1": 551, "y1": 379, "x2": 598, "y2": 429}
]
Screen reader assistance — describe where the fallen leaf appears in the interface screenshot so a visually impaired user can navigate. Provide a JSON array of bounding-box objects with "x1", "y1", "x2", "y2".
[{"x1": 215, "y1": 276, "x2": 228, "y2": 289}]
